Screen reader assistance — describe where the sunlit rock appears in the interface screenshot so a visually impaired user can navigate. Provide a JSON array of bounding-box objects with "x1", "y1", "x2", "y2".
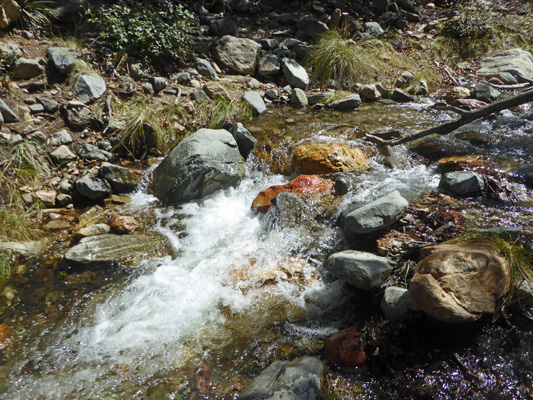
[
  {"x1": 292, "y1": 142, "x2": 369, "y2": 175},
  {"x1": 409, "y1": 243, "x2": 510, "y2": 323},
  {"x1": 213, "y1": 35, "x2": 261, "y2": 75},
  {"x1": 436, "y1": 155, "x2": 492, "y2": 174},
  {"x1": 151, "y1": 128, "x2": 245, "y2": 204},
  {"x1": 251, "y1": 174, "x2": 334, "y2": 213}
]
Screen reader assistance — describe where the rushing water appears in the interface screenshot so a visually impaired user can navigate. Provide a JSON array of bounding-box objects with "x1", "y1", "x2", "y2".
[{"x1": 1, "y1": 101, "x2": 533, "y2": 399}]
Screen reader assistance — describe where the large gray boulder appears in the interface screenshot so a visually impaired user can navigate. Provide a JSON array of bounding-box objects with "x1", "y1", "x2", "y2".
[
  {"x1": 151, "y1": 129, "x2": 245, "y2": 204},
  {"x1": 195, "y1": 58, "x2": 218, "y2": 80},
  {"x1": 99, "y1": 162, "x2": 140, "y2": 194},
  {"x1": 65, "y1": 233, "x2": 174, "y2": 266},
  {"x1": 343, "y1": 190, "x2": 409, "y2": 236},
  {"x1": 213, "y1": 35, "x2": 261, "y2": 75},
  {"x1": 230, "y1": 122, "x2": 257, "y2": 160},
  {"x1": 478, "y1": 48, "x2": 533, "y2": 83},
  {"x1": 258, "y1": 54, "x2": 280, "y2": 76},
  {"x1": 0, "y1": 98, "x2": 19, "y2": 122},
  {"x1": 243, "y1": 91, "x2": 266, "y2": 116},
  {"x1": 281, "y1": 58, "x2": 309, "y2": 89},
  {"x1": 329, "y1": 94, "x2": 361, "y2": 111},
  {"x1": 73, "y1": 74, "x2": 106, "y2": 104},
  {"x1": 240, "y1": 356, "x2": 324, "y2": 400},
  {"x1": 210, "y1": 17, "x2": 238, "y2": 36},
  {"x1": 327, "y1": 250, "x2": 393, "y2": 290},
  {"x1": 46, "y1": 46, "x2": 80, "y2": 74}
]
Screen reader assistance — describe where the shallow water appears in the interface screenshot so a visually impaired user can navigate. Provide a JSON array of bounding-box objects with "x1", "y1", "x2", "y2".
[{"x1": 1, "y1": 101, "x2": 533, "y2": 399}]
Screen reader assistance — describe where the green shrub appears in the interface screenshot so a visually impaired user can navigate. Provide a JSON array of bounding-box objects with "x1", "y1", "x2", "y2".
[
  {"x1": 87, "y1": 0, "x2": 194, "y2": 66},
  {"x1": 0, "y1": 52, "x2": 18, "y2": 78}
]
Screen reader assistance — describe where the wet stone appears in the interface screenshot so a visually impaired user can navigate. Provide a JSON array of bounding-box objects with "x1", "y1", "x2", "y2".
[
  {"x1": 439, "y1": 171, "x2": 484, "y2": 196},
  {"x1": 75, "y1": 175, "x2": 112, "y2": 200}
]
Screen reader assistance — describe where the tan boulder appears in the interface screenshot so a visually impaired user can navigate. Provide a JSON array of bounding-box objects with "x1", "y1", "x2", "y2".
[
  {"x1": 409, "y1": 243, "x2": 510, "y2": 323},
  {"x1": 292, "y1": 142, "x2": 369, "y2": 175},
  {"x1": 109, "y1": 214, "x2": 139, "y2": 234},
  {"x1": 0, "y1": 0, "x2": 21, "y2": 29},
  {"x1": 251, "y1": 174, "x2": 333, "y2": 213}
]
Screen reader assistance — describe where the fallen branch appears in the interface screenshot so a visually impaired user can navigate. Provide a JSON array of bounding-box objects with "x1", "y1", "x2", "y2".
[{"x1": 365, "y1": 88, "x2": 533, "y2": 147}]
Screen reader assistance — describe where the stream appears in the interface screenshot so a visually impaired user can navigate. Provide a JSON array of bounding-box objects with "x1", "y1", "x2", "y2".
[{"x1": 1, "y1": 100, "x2": 533, "y2": 399}]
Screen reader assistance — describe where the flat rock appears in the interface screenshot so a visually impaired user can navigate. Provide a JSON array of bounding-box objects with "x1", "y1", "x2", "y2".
[
  {"x1": 73, "y1": 74, "x2": 106, "y2": 104},
  {"x1": 78, "y1": 143, "x2": 112, "y2": 161},
  {"x1": 74, "y1": 223, "x2": 111, "y2": 239},
  {"x1": 12, "y1": 58, "x2": 44, "y2": 80},
  {"x1": 0, "y1": 241, "x2": 42, "y2": 258},
  {"x1": 151, "y1": 128, "x2": 245, "y2": 204},
  {"x1": 343, "y1": 190, "x2": 409, "y2": 236},
  {"x1": 48, "y1": 129, "x2": 73, "y2": 146},
  {"x1": 410, "y1": 243, "x2": 510, "y2": 323},
  {"x1": 292, "y1": 142, "x2": 369, "y2": 175},
  {"x1": 50, "y1": 145, "x2": 76, "y2": 163},
  {"x1": 213, "y1": 35, "x2": 261, "y2": 75},
  {"x1": 281, "y1": 58, "x2": 309, "y2": 89},
  {"x1": 203, "y1": 82, "x2": 231, "y2": 101},
  {"x1": 328, "y1": 94, "x2": 361, "y2": 111},
  {"x1": 240, "y1": 356, "x2": 324, "y2": 400},
  {"x1": 478, "y1": 48, "x2": 533, "y2": 83},
  {"x1": 64, "y1": 233, "x2": 174, "y2": 266},
  {"x1": 36, "y1": 97, "x2": 59, "y2": 113},
  {"x1": 327, "y1": 250, "x2": 393, "y2": 290}
]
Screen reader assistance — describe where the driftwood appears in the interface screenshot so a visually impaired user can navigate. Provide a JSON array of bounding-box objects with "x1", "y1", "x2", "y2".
[{"x1": 365, "y1": 88, "x2": 533, "y2": 147}]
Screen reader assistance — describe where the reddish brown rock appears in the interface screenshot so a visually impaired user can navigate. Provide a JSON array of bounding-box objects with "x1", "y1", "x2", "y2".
[
  {"x1": 436, "y1": 155, "x2": 492, "y2": 174},
  {"x1": 251, "y1": 174, "x2": 334, "y2": 213},
  {"x1": 292, "y1": 142, "x2": 369, "y2": 175},
  {"x1": 451, "y1": 98, "x2": 488, "y2": 110},
  {"x1": 109, "y1": 214, "x2": 139, "y2": 234},
  {"x1": 324, "y1": 325, "x2": 367, "y2": 369},
  {"x1": 410, "y1": 243, "x2": 510, "y2": 323}
]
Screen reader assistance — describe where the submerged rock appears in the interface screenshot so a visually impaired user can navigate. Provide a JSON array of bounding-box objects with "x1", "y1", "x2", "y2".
[
  {"x1": 292, "y1": 142, "x2": 369, "y2": 175},
  {"x1": 240, "y1": 356, "x2": 325, "y2": 400},
  {"x1": 343, "y1": 190, "x2": 409, "y2": 237},
  {"x1": 151, "y1": 128, "x2": 245, "y2": 204},
  {"x1": 64, "y1": 233, "x2": 174, "y2": 266},
  {"x1": 409, "y1": 243, "x2": 510, "y2": 323},
  {"x1": 252, "y1": 174, "x2": 334, "y2": 213},
  {"x1": 326, "y1": 250, "x2": 393, "y2": 290}
]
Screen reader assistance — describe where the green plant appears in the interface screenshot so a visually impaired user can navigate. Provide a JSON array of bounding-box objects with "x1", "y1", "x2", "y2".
[
  {"x1": 86, "y1": 0, "x2": 194, "y2": 66},
  {"x1": 15, "y1": 0, "x2": 58, "y2": 28},
  {"x1": 0, "y1": 52, "x2": 18, "y2": 78},
  {"x1": 0, "y1": 208, "x2": 40, "y2": 242},
  {"x1": 0, "y1": 252, "x2": 14, "y2": 283},
  {"x1": 195, "y1": 98, "x2": 253, "y2": 129}
]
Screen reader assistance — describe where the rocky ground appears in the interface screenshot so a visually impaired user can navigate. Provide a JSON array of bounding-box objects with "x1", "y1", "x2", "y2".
[{"x1": 1, "y1": 0, "x2": 533, "y2": 398}]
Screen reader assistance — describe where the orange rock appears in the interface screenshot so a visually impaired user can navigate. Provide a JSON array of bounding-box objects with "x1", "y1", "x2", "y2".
[
  {"x1": 292, "y1": 142, "x2": 369, "y2": 175},
  {"x1": 324, "y1": 325, "x2": 367, "y2": 369},
  {"x1": 0, "y1": 323, "x2": 12, "y2": 350},
  {"x1": 109, "y1": 214, "x2": 139, "y2": 234},
  {"x1": 251, "y1": 174, "x2": 334, "y2": 213},
  {"x1": 436, "y1": 155, "x2": 491, "y2": 174}
]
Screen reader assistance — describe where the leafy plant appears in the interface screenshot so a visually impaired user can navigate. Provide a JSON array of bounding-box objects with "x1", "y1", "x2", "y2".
[
  {"x1": 0, "y1": 52, "x2": 18, "y2": 79},
  {"x1": 15, "y1": 0, "x2": 58, "y2": 28},
  {"x1": 86, "y1": 0, "x2": 194, "y2": 66}
]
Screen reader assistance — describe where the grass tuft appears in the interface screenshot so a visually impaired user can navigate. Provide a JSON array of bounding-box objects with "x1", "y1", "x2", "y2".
[
  {"x1": 0, "y1": 208, "x2": 40, "y2": 242},
  {"x1": 195, "y1": 98, "x2": 253, "y2": 130},
  {"x1": 15, "y1": 0, "x2": 58, "y2": 28}
]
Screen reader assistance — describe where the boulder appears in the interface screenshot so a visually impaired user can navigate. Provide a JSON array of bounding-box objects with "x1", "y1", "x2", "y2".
[
  {"x1": 326, "y1": 250, "x2": 393, "y2": 290},
  {"x1": 396, "y1": 71, "x2": 416, "y2": 89},
  {"x1": 213, "y1": 35, "x2": 261, "y2": 75},
  {"x1": 258, "y1": 54, "x2": 280, "y2": 76},
  {"x1": 292, "y1": 142, "x2": 369, "y2": 175},
  {"x1": 34, "y1": 190, "x2": 57, "y2": 207},
  {"x1": 0, "y1": 41, "x2": 21, "y2": 57},
  {"x1": 12, "y1": 58, "x2": 44, "y2": 80},
  {"x1": 210, "y1": 17, "x2": 238, "y2": 36},
  {"x1": 390, "y1": 88, "x2": 413, "y2": 103},
  {"x1": 324, "y1": 326, "x2": 367, "y2": 369},
  {"x1": 0, "y1": 98, "x2": 19, "y2": 122},
  {"x1": 439, "y1": 171, "x2": 484, "y2": 196},
  {"x1": 240, "y1": 356, "x2": 324, "y2": 400},
  {"x1": 50, "y1": 145, "x2": 76, "y2": 164},
  {"x1": 46, "y1": 46, "x2": 80, "y2": 74},
  {"x1": 252, "y1": 174, "x2": 333, "y2": 213},
  {"x1": 474, "y1": 83, "x2": 501, "y2": 103},
  {"x1": 359, "y1": 84, "x2": 381, "y2": 101},
  {"x1": 36, "y1": 97, "x2": 59, "y2": 113},
  {"x1": 364, "y1": 22, "x2": 384, "y2": 36},
  {"x1": 290, "y1": 88, "x2": 308, "y2": 107},
  {"x1": 410, "y1": 243, "x2": 510, "y2": 323},
  {"x1": 109, "y1": 214, "x2": 138, "y2": 234},
  {"x1": 478, "y1": 48, "x2": 533, "y2": 83},
  {"x1": 151, "y1": 77, "x2": 168, "y2": 92},
  {"x1": 381, "y1": 286, "x2": 417, "y2": 319},
  {"x1": 0, "y1": 0, "x2": 21, "y2": 29},
  {"x1": 297, "y1": 16, "x2": 329, "y2": 41},
  {"x1": 242, "y1": 91, "x2": 266, "y2": 116},
  {"x1": 343, "y1": 190, "x2": 409, "y2": 236},
  {"x1": 99, "y1": 162, "x2": 140, "y2": 194},
  {"x1": 0, "y1": 241, "x2": 42, "y2": 258},
  {"x1": 75, "y1": 175, "x2": 112, "y2": 200},
  {"x1": 328, "y1": 94, "x2": 361, "y2": 111},
  {"x1": 371, "y1": 0, "x2": 388, "y2": 13},
  {"x1": 281, "y1": 58, "x2": 309, "y2": 89},
  {"x1": 78, "y1": 143, "x2": 112, "y2": 161},
  {"x1": 230, "y1": 122, "x2": 257, "y2": 160},
  {"x1": 73, "y1": 75, "x2": 106, "y2": 104},
  {"x1": 64, "y1": 233, "x2": 174, "y2": 266},
  {"x1": 195, "y1": 58, "x2": 218, "y2": 80},
  {"x1": 203, "y1": 82, "x2": 231, "y2": 101},
  {"x1": 171, "y1": 72, "x2": 191, "y2": 85},
  {"x1": 150, "y1": 129, "x2": 245, "y2": 204}
]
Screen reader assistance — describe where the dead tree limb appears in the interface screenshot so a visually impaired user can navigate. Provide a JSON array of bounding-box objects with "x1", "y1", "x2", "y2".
[{"x1": 365, "y1": 88, "x2": 533, "y2": 147}]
